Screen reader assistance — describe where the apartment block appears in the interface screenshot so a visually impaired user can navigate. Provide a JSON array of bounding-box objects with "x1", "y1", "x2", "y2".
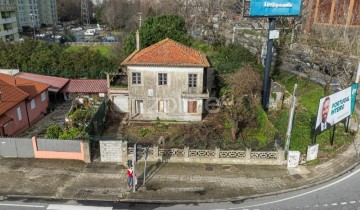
[
  {"x1": 0, "y1": 0, "x2": 19, "y2": 42},
  {"x1": 38, "y1": 0, "x2": 57, "y2": 26}
]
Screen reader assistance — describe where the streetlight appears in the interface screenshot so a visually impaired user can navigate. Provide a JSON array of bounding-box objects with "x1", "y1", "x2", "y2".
[{"x1": 30, "y1": 13, "x2": 36, "y2": 39}]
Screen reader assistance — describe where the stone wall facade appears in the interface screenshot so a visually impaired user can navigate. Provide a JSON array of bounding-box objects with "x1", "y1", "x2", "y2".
[{"x1": 100, "y1": 141, "x2": 127, "y2": 163}]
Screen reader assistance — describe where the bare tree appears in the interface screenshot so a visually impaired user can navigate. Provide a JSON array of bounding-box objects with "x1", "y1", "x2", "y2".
[
  {"x1": 57, "y1": 0, "x2": 81, "y2": 22},
  {"x1": 101, "y1": 0, "x2": 140, "y2": 30},
  {"x1": 222, "y1": 65, "x2": 262, "y2": 141}
]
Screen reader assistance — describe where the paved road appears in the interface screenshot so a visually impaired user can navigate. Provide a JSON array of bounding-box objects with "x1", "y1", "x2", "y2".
[{"x1": 1, "y1": 163, "x2": 360, "y2": 210}]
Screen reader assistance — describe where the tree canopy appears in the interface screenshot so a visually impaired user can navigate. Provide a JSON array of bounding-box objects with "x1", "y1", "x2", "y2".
[
  {"x1": 124, "y1": 14, "x2": 192, "y2": 55},
  {"x1": 0, "y1": 39, "x2": 117, "y2": 79}
]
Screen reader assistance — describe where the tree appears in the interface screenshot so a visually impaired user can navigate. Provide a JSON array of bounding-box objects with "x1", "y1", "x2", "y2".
[
  {"x1": 124, "y1": 14, "x2": 192, "y2": 54},
  {"x1": 221, "y1": 65, "x2": 262, "y2": 142},
  {"x1": 210, "y1": 44, "x2": 258, "y2": 74},
  {"x1": 101, "y1": 0, "x2": 140, "y2": 30},
  {"x1": 57, "y1": 0, "x2": 81, "y2": 22}
]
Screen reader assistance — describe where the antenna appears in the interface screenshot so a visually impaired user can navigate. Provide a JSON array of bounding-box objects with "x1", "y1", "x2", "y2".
[{"x1": 81, "y1": 0, "x2": 90, "y2": 25}]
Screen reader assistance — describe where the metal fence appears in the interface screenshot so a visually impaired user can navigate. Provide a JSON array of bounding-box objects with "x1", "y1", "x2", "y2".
[
  {"x1": 37, "y1": 139, "x2": 81, "y2": 152},
  {"x1": 0, "y1": 137, "x2": 34, "y2": 158}
]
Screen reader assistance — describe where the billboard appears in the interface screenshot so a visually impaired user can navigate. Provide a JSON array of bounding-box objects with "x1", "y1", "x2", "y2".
[
  {"x1": 247, "y1": 0, "x2": 302, "y2": 17},
  {"x1": 314, "y1": 84, "x2": 358, "y2": 135}
]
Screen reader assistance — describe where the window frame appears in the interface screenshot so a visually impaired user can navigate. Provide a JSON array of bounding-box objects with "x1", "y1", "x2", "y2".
[
  {"x1": 132, "y1": 72, "x2": 141, "y2": 85},
  {"x1": 158, "y1": 73, "x2": 168, "y2": 86},
  {"x1": 188, "y1": 74, "x2": 197, "y2": 88}
]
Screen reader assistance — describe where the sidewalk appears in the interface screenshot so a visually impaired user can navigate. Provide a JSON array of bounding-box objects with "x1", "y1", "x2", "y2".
[{"x1": 0, "y1": 134, "x2": 359, "y2": 203}]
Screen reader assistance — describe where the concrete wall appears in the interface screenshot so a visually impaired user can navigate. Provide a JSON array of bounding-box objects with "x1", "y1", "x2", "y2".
[
  {"x1": 128, "y1": 66, "x2": 205, "y2": 121},
  {"x1": 0, "y1": 137, "x2": 34, "y2": 158},
  {"x1": 100, "y1": 140, "x2": 127, "y2": 163}
]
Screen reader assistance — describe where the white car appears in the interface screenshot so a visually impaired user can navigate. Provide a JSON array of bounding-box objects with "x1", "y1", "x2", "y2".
[
  {"x1": 84, "y1": 29, "x2": 96, "y2": 36},
  {"x1": 71, "y1": 27, "x2": 83, "y2": 32}
]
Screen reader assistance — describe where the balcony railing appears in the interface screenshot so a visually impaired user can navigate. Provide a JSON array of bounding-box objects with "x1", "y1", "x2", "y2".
[
  {"x1": 0, "y1": 28, "x2": 18, "y2": 37},
  {"x1": 181, "y1": 88, "x2": 209, "y2": 99},
  {"x1": 0, "y1": 17, "x2": 16, "y2": 24},
  {"x1": 108, "y1": 85, "x2": 128, "y2": 94},
  {"x1": 0, "y1": 4, "x2": 16, "y2": 12}
]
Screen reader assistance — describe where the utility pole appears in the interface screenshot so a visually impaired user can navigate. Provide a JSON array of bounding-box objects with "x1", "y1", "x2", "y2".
[
  {"x1": 132, "y1": 143, "x2": 136, "y2": 193},
  {"x1": 261, "y1": 18, "x2": 276, "y2": 110},
  {"x1": 138, "y1": 12, "x2": 142, "y2": 28},
  {"x1": 81, "y1": 0, "x2": 90, "y2": 25},
  {"x1": 30, "y1": 13, "x2": 36, "y2": 39}
]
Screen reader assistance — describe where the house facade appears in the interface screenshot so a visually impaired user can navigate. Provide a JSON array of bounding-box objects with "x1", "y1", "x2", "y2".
[{"x1": 121, "y1": 38, "x2": 210, "y2": 121}]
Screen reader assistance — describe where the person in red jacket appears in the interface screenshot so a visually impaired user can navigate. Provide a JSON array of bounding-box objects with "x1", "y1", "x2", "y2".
[{"x1": 127, "y1": 166, "x2": 133, "y2": 188}]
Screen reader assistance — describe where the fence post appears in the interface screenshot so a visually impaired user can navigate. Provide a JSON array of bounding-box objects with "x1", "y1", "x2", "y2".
[
  {"x1": 82, "y1": 140, "x2": 91, "y2": 163},
  {"x1": 154, "y1": 145, "x2": 159, "y2": 157},
  {"x1": 184, "y1": 146, "x2": 189, "y2": 158},
  {"x1": 215, "y1": 147, "x2": 220, "y2": 159},
  {"x1": 246, "y1": 148, "x2": 251, "y2": 161},
  {"x1": 277, "y1": 149, "x2": 285, "y2": 165}
]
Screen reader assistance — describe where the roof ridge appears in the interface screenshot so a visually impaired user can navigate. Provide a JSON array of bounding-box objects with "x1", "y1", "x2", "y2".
[
  {"x1": 133, "y1": 38, "x2": 170, "y2": 60},
  {"x1": 171, "y1": 39, "x2": 203, "y2": 64}
]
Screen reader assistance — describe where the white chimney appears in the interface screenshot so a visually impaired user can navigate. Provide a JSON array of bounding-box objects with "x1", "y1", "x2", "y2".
[{"x1": 136, "y1": 30, "x2": 140, "y2": 51}]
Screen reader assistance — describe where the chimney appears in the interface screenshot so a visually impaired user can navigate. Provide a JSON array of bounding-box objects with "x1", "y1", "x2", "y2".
[{"x1": 136, "y1": 30, "x2": 140, "y2": 51}]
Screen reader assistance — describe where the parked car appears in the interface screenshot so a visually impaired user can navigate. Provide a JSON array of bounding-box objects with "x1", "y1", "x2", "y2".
[
  {"x1": 84, "y1": 29, "x2": 96, "y2": 36},
  {"x1": 71, "y1": 27, "x2": 83, "y2": 32}
]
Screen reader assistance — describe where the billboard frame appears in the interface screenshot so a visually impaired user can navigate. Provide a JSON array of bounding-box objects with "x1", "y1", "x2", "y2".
[{"x1": 242, "y1": 0, "x2": 303, "y2": 18}]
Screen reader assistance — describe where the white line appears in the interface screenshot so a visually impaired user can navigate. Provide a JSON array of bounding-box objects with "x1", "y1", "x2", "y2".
[
  {"x1": 227, "y1": 168, "x2": 360, "y2": 210},
  {"x1": 341, "y1": 202, "x2": 347, "y2": 205},
  {"x1": 0, "y1": 203, "x2": 45, "y2": 208},
  {"x1": 350, "y1": 201, "x2": 356, "y2": 204},
  {"x1": 47, "y1": 204, "x2": 112, "y2": 210},
  {"x1": 331, "y1": 203, "x2": 337, "y2": 206}
]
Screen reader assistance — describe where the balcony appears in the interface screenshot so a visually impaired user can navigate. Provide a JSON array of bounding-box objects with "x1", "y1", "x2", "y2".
[
  {"x1": 0, "y1": 4, "x2": 16, "y2": 12},
  {"x1": 0, "y1": 28, "x2": 18, "y2": 37},
  {"x1": 181, "y1": 88, "x2": 209, "y2": 99},
  {"x1": 0, "y1": 17, "x2": 16, "y2": 24},
  {"x1": 108, "y1": 85, "x2": 128, "y2": 95}
]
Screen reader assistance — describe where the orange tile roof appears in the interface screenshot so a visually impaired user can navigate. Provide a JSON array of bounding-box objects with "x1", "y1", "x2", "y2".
[
  {"x1": 0, "y1": 73, "x2": 49, "y2": 99},
  {"x1": 121, "y1": 38, "x2": 210, "y2": 67},
  {"x1": 0, "y1": 80, "x2": 29, "y2": 116}
]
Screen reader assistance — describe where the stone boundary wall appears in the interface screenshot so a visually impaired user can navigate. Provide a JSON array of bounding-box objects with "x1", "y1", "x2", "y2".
[
  {"x1": 126, "y1": 145, "x2": 286, "y2": 165},
  {"x1": 65, "y1": 42, "x2": 119, "y2": 47}
]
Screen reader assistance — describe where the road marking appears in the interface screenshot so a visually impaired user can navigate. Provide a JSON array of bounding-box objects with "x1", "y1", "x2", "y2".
[
  {"x1": 47, "y1": 204, "x2": 112, "y2": 210},
  {"x1": 331, "y1": 203, "x2": 337, "y2": 206},
  {"x1": 224, "y1": 168, "x2": 360, "y2": 210},
  {"x1": 323, "y1": 204, "x2": 328, "y2": 207},
  {"x1": 0, "y1": 203, "x2": 45, "y2": 208},
  {"x1": 341, "y1": 202, "x2": 347, "y2": 205},
  {"x1": 350, "y1": 201, "x2": 356, "y2": 204}
]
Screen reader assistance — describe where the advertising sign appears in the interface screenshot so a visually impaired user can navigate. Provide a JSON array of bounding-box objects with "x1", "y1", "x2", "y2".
[
  {"x1": 287, "y1": 151, "x2": 300, "y2": 168},
  {"x1": 248, "y1": 0, "x2": 302, "y2": 17},
  {"x1": 314, "y1": 84, "x2": 358, "y2": 135},
  {"x1": 306, "y1": 144, "x2": 319, "y2": 161}
]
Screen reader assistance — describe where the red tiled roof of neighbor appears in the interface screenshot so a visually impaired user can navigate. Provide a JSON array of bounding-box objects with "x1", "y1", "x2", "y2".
[
  {"x1": 61, "y1": 79, "x2": 108, "y2": 93},
  {"x1": 15, "y1": 72, "x2": 69, "y2": 92},
  {"x1": 121, "y1": 38, "x2": 210, "y2": 67},
  {"x1": 0, "y1": 73, "x2": 49, "y2": 99},
  {"x1": 0, "y1": 79, "x2": 29, "y2": 116}
]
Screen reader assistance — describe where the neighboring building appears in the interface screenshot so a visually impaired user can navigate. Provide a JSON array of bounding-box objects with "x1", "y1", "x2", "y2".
[
  {"x1": 61, "y1": 79, "x2": 108, "y2": 101},
  {"x1": 37, "y1": 0, "x2": 57, "y2": 26},
  {"x1": 121, "y1": 38, "x2": 210, "y2": 122},
  {"x1": 15, "y1": 72, "x2": 69, "y2": 104},
  {"x1": 304, "y1": 0, "x2": 360, "y2": 32},
  {"x1": 0, "y1": 73, "x2": 49, "y2": 136},
  {"x1": 0, "y1": 0, "x2": 19, "y2": 42},
  {"x1": 14, "y1": 0, "x2": 57, "y2": 29},
  {"x1": 13, "y1": 0, "x2": 40, "y2": 29}
]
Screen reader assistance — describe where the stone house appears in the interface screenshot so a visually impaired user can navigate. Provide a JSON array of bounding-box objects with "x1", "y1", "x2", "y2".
[{"x1": 119, "y1": 38, "x2": 211, "y2": 121}]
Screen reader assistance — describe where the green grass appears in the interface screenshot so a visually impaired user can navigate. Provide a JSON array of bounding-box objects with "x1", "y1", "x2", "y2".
[
  {"x1": 269, "y1": 74, "x2": 354, "y2": 154},
  {"x1": 64, "y1": 46, "x2": 111, "y2": 57}
]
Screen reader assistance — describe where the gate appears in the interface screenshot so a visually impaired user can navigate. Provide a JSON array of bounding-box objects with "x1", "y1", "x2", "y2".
[{"x1": 0, "y1": 137, "x2": 34, "y2": 158}]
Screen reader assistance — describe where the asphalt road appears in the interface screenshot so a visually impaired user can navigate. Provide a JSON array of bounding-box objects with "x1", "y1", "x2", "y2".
[{"x1": 1, "y1": 163, "x2": 360, "y2": 210}]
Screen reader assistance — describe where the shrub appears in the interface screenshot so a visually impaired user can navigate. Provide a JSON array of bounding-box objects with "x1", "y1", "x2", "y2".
[
  {"x1": 139, "y1": 128, "x2": 150, "y2": 137},
  {"x1": 47, "y1": 125, "x2": 63, "y2": 139}
]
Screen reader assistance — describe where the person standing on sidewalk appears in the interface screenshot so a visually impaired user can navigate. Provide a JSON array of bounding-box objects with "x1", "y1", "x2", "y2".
[{"x1": 127, "y1": 166, "x2": 133, "y2": 188}]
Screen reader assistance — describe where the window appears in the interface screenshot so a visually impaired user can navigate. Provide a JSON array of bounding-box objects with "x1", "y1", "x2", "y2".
[
  {"x1": 41, "y1": 92, "x2": 46, "y2": 102},
  {"x1": 187, "y1": 101, "x2": 197, "y2": 113},
  {"x1": 17, "y1": 107, "x2": 22, "y2": 121},
  {"x1": 30, "y1": 99, "x2": 35, "y2": 109},
  {"x1": 158, "y1": 100, "x2": 168, "y2": 113},
  {"x1": 188, "y1": 74, "x2": 197, "y2": 88},
  {"x1": 132, "y1": 72, "x2": 141, "y2": 85},
  {"x1": 158, "y1": 73, "x2": 167, "y2": 85}
]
